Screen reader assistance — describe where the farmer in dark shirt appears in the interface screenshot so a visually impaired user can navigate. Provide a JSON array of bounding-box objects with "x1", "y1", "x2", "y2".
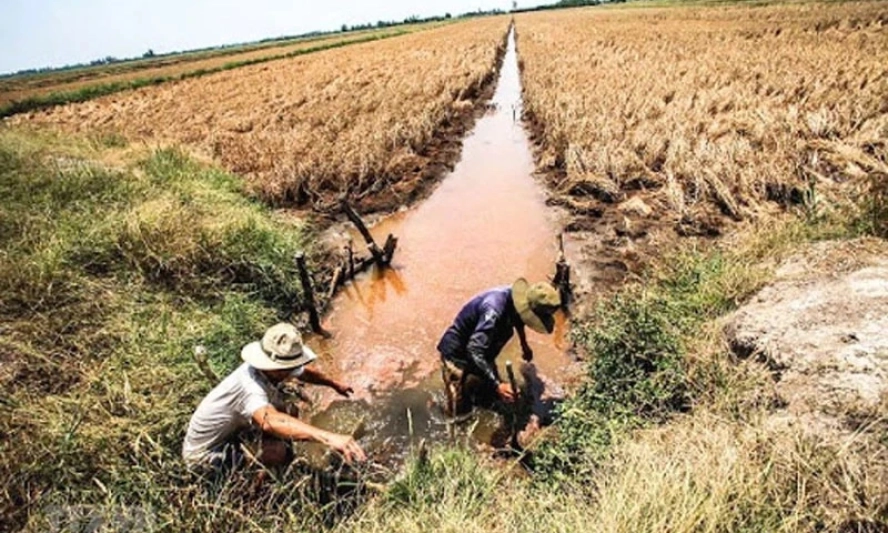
[{"x1": 437, "y1": 278, "x2": 561, "y2": 415}]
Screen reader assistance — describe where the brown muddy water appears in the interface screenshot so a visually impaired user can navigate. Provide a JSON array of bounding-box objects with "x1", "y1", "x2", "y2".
[{"x1": 302, "y1": 29, "x2": 570, "y2": 466}]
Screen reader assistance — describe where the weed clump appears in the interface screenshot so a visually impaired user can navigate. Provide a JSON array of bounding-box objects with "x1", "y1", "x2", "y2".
[
  {"x1": 533, "y1": 248, "x2": 767, "y2": 481},
  {"x1": 533, "y1": 291, "x2": 688, "y2": 482}
]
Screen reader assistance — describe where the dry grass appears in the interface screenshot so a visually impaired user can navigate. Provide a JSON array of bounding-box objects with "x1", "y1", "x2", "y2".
[
  {"x1": 0, "y1": 27, "x2": 419, "y2": 109},
  {"x1": 338, "y1": 411, "x2": 888, "y2": 533},
  {"x1": 12, "y1": 18, "x2": 510, "y2": 210},
  {"x1": 516, "y1": 1, "x2": 888, "y2": 226}
]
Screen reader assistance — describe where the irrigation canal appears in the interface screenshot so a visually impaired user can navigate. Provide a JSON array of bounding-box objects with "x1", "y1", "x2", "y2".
[{"x1": 303, "y1": 28, "x2": 569, "y2": 465}]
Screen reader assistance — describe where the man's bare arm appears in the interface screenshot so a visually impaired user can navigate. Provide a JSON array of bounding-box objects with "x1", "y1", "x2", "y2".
[
  {"x1": 515, "y1": 323, "x2": 533, "y2": 361},
  {"x1": 252, "y1": 405, "x2": 365, "y2": 463},
  {"x1": 298, "y1": 367, "x2": 353, "y2": 397}
]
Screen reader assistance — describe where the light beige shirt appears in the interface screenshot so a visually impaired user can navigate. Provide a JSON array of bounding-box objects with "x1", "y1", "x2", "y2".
[{"x1": 181, "y1": 362, "x2": 301, "y2": 465}]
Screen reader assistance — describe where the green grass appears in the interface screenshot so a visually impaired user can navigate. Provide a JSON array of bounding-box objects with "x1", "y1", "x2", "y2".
[{"x1": 530, "y1": 243, "x2": 771, "y2": 482}]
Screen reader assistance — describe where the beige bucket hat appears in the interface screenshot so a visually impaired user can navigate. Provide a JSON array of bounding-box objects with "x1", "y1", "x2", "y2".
[
  {"x1": 241, "y1": 323, "x2": 317, "y2": 371},
  {"x1": 512, "y1": 278, "x2": 561, "y2": 334}
]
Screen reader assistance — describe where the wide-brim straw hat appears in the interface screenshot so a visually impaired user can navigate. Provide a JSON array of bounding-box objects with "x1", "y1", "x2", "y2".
[
  {"x1": 241, "y1": 323, "x2": 317, "y2": 371},
  {"x1": 512, "y1": 277, "x2": 561, "y2": 334}
]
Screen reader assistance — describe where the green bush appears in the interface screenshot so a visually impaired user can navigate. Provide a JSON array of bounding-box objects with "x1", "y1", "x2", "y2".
[
  {"x1": 533, "y1": 292, "x2": 687, "y2": 481},
  {"x1": 533, "y1": 250, "x2": 761, "y2": 482}
]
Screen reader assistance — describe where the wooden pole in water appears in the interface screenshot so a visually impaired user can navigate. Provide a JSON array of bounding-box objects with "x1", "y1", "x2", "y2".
[
  {"x1": 553, "y1": 233, "x2": 571, "y2": 309},
  {"x1": 381, "y1": 233, "x2": 398, "y2": 263},
  {"x1": 505, "y1": 360, "x2": 522, "y2": 451},
  {"x1": 341, "y1": 200, "x2": 385, "y2": 267},
  {"x1": 347, "y1": 239, "x2": 355, "y2": 279},
  {"x1": 295, "y1": 252, "x2": 323, "y2": 334}
]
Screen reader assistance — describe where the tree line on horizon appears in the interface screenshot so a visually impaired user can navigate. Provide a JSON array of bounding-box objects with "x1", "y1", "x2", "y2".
[{"x1": 2, "y1": 0, "x2": 618, "y2": 79}]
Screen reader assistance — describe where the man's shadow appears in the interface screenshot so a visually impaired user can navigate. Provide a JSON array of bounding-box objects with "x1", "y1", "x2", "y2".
[{"x1": 488, "y1": 362, "x2": 565, "y2": 454}]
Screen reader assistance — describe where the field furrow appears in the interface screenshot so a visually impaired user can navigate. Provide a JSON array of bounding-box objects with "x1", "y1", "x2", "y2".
[{"x1": 517, "y1": 1, "x2": 888, "y2": 231}]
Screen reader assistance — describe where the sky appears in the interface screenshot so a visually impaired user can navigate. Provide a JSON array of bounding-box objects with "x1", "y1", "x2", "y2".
[{"x1": 0, "y1": 0, "x2": 539, "y2": 75}]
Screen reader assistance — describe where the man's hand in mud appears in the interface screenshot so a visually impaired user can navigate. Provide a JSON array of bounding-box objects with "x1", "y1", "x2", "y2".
[
  {"x1": 521, "y1": 346, "x2": 534, "y2": 362},
  {"x1": 327, "y1": 433, "x2": 366, "y2": 464},
  {"x1": 497, "y1": 382, "x2": 516, "y2": 403},
  {"x1": 333, "y1": 382, "x2": 354, "y2": 398}
]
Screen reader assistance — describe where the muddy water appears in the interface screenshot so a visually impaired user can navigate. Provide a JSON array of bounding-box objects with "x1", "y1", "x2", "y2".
[{"x1": 303, "y1": 29, "x2": 568, "y2": 463}]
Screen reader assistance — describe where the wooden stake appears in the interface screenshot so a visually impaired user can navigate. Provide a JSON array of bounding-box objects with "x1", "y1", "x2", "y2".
[
  {"x1": 341, "y1": 200, "x2": 385, "y2": 267},
  {"x1": 552, "y1": 233, "x2": 572, "y2": 308},
  {"x1": 381, "y1": 234, "x2": 398, "y2": 263},
  {"x1": 347, "y1": 239, "x2": 355, "y2": 279},
  {"x1": 295, "y1": 252, "x2": 323, "y2": 334},
  {"x1": 505, "y1": 360, "x2": 521, "y2": 450}
]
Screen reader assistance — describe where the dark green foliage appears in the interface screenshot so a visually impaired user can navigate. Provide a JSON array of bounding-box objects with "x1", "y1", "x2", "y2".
[
  {"x1": 580, "y1": 295, "x2": 688, "y2": 415},
  {"x1": 533, "y1": 292, "x2": 687, "y2": 481},
  {"x1": 533, "y1": 250, "x2": 756, "y2": 482}
]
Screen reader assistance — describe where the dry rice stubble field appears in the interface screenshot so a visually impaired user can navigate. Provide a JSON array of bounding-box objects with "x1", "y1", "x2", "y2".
[
  {"x1": 11, "y1": 17, "x2": 511, "y2": 213},
  {"x1": 0, "y1": 27, "x2": 418, "y2": 110},
  {"x1": 516, "y1": 1, "x2": 888, "y2": 284}
]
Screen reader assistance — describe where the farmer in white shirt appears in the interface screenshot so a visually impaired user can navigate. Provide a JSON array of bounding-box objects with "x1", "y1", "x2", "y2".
[{"x1": 182, "y1": 323, "x2": 366, "y2": 471}]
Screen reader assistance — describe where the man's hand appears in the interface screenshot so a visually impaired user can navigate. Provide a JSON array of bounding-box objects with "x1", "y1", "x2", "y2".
[
  {"x1": 496, "y1": 382, "x2": 516, "y2": 403},
  {"x1": 333, "y1": 381, "x2": 354, "y2": 398},
  {"x1": 521, "y1": 345, "x2": 534, "y2": 362},
  {"x1": 325, "y1": 433, "x2": 367, "y2": 464}
]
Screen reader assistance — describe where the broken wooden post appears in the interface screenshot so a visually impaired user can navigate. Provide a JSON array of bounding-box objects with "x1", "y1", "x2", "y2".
[
  {"x1": 295, "y1": 252, "x2": 323, "y2": 334},
  {"x1": 382, "y1": 233, "x2": 398, "y2": 263},
  {"x1": 347, "y1": 239, "x2": 355, "y2": 279},
  {"x1": 552, "y1": 233, "x2": 572, "y2": 308},
  {"x1": 341, "y1": 200, "x2": 385, "y2": 267}
]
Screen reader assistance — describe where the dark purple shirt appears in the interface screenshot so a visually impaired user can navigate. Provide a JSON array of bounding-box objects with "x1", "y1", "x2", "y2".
[{"x1": 437, "y1": 286, "x2": 520, "y2": 385}]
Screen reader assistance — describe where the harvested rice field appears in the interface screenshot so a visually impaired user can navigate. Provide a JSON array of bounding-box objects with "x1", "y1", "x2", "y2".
[
  {"x1": 516, "y1": 1, "x2": 888, "y2": 237},
  {"x1": 12, "y1": 18, "x2": 511, "y2": 211},
  {"x1": 0, "y1": 26, "x2": 419, "y2": 110}
]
